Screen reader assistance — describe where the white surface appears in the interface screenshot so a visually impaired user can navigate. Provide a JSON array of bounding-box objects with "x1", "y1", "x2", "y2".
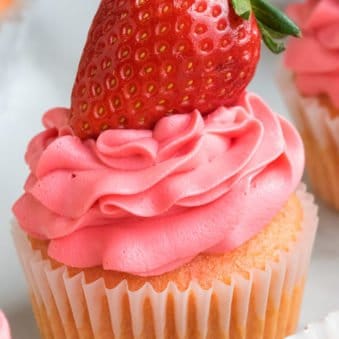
[
  {"x1": 0, "y1": 1, "x2": 338, "y2": 338},
  {"x1": 287, "y1": 311, "x2": 339, "y2": 339}
]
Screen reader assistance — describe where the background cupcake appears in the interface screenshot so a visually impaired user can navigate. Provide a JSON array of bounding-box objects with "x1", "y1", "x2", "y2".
[
  {"x1": 0, "y1": 0, "x2": 13, "y2": 14},
  {"x1": 280, "y1": 0, "x2": 339, "y2": 211},
  {"x1": 0, "y1": 311, "x2": 11, "y2": 339},
  {"x1": 0, "y1": 0, "x2": 35, "y2": 115}
]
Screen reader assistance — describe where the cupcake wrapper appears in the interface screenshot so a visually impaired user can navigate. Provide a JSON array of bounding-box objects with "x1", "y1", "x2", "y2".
[
  {"x1": 278, "y1": 68, "x2": 339, "y2": 210},
  {"x1": 287, "y1": 311, "x2": 339, "y2": 339},
  {"x1": 13, "y1": 185, "x2": 318, "y2": 339}
]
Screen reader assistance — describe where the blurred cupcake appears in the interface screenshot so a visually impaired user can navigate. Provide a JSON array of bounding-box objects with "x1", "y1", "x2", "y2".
[
  {"x1": 0, "y1": 0, "x2": 33, "y2": 114},
  {"x1": 0, "y1": 311, "x2": 11, "y2": 339},
  {"x1": 279, "y1": 0, "x2": 339, "y2": 210},
  {"x1": 0, "y1": 0, "x2": 13, "y2": 14},
  {"x1": 287, "y1": 311, "x2": 339, "y2": 339},
  {"x1": 0, "y1": 0, "x2": 25, "y2": 20},
  {"x1": 12, "y1": 1, "x2": 317, "y2": 338}
]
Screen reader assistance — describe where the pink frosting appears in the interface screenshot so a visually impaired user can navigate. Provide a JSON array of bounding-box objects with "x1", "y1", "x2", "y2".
[
  {"x1": 284, "y1": 0, "x2": 339, "y2": 107},
  {"x1": 0, "y1": 312, "x2": 11, "y2": 339},
  {"x1": 13, "y1": 93, "x2": 304, "y2": 276}
]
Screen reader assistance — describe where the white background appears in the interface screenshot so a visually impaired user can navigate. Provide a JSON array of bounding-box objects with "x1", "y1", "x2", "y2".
[{"x1": 0, "y1": 1, "x2": 338, "y2": 338}]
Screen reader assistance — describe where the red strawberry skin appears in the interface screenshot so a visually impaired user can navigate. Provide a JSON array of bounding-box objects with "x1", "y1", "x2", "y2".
[{"x1": 70, "y1": 0, "x2": 260, "y2": 139}]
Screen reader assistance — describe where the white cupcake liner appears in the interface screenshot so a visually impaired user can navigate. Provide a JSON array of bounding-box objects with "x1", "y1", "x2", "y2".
[
  {"x1": 278, "y1": 67, "x2": 339, "y2": 150},
  {"x1": 13, "y1": 184, "x2": 318, "y2": 338},
  {"x1": 287, "y1": 311, "x2": 339, "y2": 339}
]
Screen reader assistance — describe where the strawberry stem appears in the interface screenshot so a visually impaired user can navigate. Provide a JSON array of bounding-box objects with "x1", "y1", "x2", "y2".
[{"x1": 232, "y1": 0, "x2": 301, "y2": 53}]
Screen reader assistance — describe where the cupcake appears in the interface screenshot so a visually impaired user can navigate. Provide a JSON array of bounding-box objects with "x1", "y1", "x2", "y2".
[
  {"x1": 12, "y1": 0, "x2": 316, "y2": 338},
  {"x1": 287, "y1": 311, "x2": 339, "y2": 339},
  {"x1": 0, "y1": 311, "x2": 11, "y2": 339},
  {"x1": 0, "y1": 0, "x2": 33, "y2": 114},
  {"x1": 279, "y1": 0, "x2": 339, "y2": 210},
  {"x1": 0, "y1": 0, "x2": 26, "y2": 20}
]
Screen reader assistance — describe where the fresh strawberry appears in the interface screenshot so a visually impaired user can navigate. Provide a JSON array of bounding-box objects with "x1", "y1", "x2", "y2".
[{"x1": 70, "y1": 0, "x2": 300, "y2": 139}]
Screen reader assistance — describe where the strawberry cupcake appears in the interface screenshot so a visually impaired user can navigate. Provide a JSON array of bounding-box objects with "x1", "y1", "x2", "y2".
[
  {"x1": 279, "y1": 0, "x2": 339, "y2": 211},
  {"x1": 12, "y1": 0, "x2": 317, "y2": 338}
]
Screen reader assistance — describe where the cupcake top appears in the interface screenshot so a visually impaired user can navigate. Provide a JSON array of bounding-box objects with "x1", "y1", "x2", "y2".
[
  {"x1": 13, "y1": 92, "x2": 304, "y2": 276},
  {"x1": 284, "y1": 0, "x2": 339, "y2": 108},
  {"x1": 0, "y1": 311, "x2": 11, "y2": 339},
  {"x1": 13, "y1": 0, "x2": 303, "y2": 276}
]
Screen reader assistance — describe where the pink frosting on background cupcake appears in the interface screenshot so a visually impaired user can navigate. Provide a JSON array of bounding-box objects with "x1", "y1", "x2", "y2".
[{"x1": 284, "y1": 0, "x2": 339, "y2": 107}]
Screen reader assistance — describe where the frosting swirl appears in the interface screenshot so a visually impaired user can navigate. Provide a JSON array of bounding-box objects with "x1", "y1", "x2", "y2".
[
  {"x1": 284, "y1": 0, "x2": 339, "y2": 107},
  {"x1": 13, "y1": 93, "x2": 304, "y2": 276}
]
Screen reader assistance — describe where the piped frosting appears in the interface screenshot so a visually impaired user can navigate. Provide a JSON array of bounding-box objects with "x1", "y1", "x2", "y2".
[{"x1": 13, "y1": 93, "x2": 304, "y2": 276}]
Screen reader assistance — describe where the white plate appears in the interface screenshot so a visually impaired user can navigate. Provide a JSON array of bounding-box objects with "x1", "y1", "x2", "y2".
[
  {"x1": 0, "y1": 1, "x2": 338, "y2": 338},
  {"x1": 288, "y1": 311, "x2": 339, "y2": 338}
]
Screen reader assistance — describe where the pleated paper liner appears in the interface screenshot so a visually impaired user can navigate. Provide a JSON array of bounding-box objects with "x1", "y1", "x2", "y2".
[
  {"x1": 278, "y1": 69, "x2": 339, "y2": 211},
  {"x1": 13, "y1": 185, "x2": 318, "y2": 339},
  {"x1": 287, "y1": 311, "x2": 339, "y2": 339}
]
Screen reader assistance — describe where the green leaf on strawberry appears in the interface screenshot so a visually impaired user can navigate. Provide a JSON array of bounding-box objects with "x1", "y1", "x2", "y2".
[
  {"x1": 250, "y1": 0, "x2": 301, "y2": 53},
  {"x1": 232, "y1": 0, "x2": 251, "y2": 20},
  {"x1": 258, "y1": 22, "x2": 285, "y2": 54}
]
